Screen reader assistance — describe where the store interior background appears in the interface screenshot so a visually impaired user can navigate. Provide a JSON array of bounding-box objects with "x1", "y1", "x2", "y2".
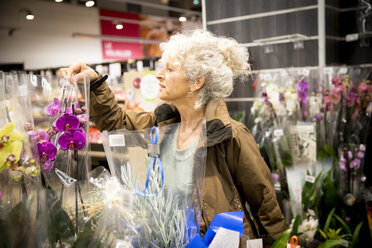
[{"x1": 1, "y1": 0, "x2": 372, "y2": 176}]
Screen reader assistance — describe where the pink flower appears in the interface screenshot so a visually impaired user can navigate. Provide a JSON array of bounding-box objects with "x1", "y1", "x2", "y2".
[
  {"x1": 350, "y1": 159, "x2": 361, "y2": 170},
  {"x1": 58, "y1": 130, "x2": 86, "y2": 150},
  {"x1": 46, "y1": 98, "x2": 61, "y2": 117}
]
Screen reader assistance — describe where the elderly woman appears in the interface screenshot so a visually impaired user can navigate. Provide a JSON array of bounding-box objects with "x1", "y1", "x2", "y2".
[{"x1": 58, "y1": 29, "x2": 287, "y2": 245}]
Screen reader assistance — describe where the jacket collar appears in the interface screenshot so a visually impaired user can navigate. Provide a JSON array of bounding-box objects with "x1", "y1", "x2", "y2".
[{"x1": 154, "y1": 98, "x2": 233, "y2": 147}]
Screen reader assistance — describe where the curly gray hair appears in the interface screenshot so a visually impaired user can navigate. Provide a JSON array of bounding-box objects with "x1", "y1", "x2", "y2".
[{"x1": 160, "y1": 29, "x2": 250, "y2": 109}]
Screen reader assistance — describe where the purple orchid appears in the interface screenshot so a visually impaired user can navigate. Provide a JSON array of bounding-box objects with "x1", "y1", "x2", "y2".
[
  {"x1": 340, "y1": 152, "x2": 347, "y2": 171},
  {"x1": 347, "y1": 151, "x2": 353, "y2": 160},
  {"x1": 350, "y1": 159, "x2": 361, "y2": 170},
  {"x1": 56, "y1": 113, "x2": 80, "y2": 132},
  {"x1": 42, "y1": 159, "x2": 55, "y2": 173},
  {"x1": 46, "y1": 98, "x2": 62, "y2": 117},
  {"x1": 77, "y1": 114, "x2": 88, "y2": 128},
  {"x1": 296, "y1": 79, "x2": 309, "y2": 103},
  {"x1": 314, "y1": 113, "x2": 323, "y2": 121},
  {"x1": 346, "y1": 92, "x2": 355, "y2": 106},
  {"x1": 58, "y1": 130, "x2": 86, "y2": 150},
  {"x1": 37, "y1": 142, "x2": 57, "y2": 163},
  {"x1": 36, "y1": 129, "x2": 49, "y2": 142},
  {"x1": 357, "y1": 151, "x2": 365, "y2": 159}
]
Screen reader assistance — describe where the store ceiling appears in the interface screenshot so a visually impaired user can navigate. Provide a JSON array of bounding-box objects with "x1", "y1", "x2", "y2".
[{"x1": 42, "y1": 0, "x2": 202, "y2": 19}]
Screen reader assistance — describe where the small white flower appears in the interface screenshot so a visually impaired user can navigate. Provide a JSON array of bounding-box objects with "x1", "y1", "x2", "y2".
[{"x1": 298, "y1": 216, "x2": 319, "y2": 242}]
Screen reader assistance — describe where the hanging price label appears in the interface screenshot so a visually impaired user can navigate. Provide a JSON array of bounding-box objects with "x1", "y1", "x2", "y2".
[
  {"x1": 109, "y1": 134, "x2": 125, "y2": 147},
  {"x1": 274, "y1": 129, "x2": 284, "y2": 138},
  {"x1": 339, "y1": 67, "x2": 348, "y2": 74},
  {"x1": 305, "y1": 175, "x2": 316, "y2": 183}
]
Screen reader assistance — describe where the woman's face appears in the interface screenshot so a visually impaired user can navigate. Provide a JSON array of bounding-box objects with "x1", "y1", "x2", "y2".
[{"x1": 155, "y1": 58, "x2": 192, "y2": 102}]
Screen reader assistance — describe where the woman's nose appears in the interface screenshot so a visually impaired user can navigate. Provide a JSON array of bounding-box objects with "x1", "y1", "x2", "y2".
[{"x1": 155, "y1": 71, "x2": 165, "y2": 80}]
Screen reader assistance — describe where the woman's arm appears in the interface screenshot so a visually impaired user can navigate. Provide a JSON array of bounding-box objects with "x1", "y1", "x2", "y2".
[
  {"x1": 90, "y1": 80, "x2": 156, "y2": 131},
  {"x1": 229, "y1": 123, "x2": 287, "y2": 240},
  {"x1": 57, "y1": 62, "x2": 156, "y2": 131}
]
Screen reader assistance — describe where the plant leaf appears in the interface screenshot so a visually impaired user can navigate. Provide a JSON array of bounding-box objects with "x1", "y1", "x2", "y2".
[
  {"x1": 292, "y1": 215, "x2": 301, "y2": 235},
  {"x1": 318, "y1": 239, "x2": 349, "y2": 248},
  {"x1": 350, "y1": 222, "x2": 363, "y2": 248},
  {"x1": 333, "y1": 214, "x2": 352, "y2": 234},
  {"x1": 324, "y1": 208, "x2": 336, "y2": 231},
  {"x1": 271, "y1": 229, "x2": 291, "y2": 248}
]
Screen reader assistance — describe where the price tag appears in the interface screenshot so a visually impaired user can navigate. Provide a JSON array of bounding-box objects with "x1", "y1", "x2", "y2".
[
  {"x1": 323, "y1": 67, "x2": 333, "y2": 74},
  {"x1": 17, "y1": 85, "x2": 28, "y2": 96},
  {"x1": 346, "y1": 33, "x2": 358, "y2": 42},
  {"x1": 121, "y1": 189, "x2": 133, "y2": 210},
  {"x1": 274, "y1": 129, "x2": 284, "y2": 138},
  {"x1": 109, "y1": 134, "x2": 125, "y2": 147},
  {"x1": 305, "y1": 175, "x2": 316, "y2": 183},
  {"x1": 246, "y1": 239, "x2": 263, "y2": 248},
  {"x1": 339, "y1": 67, "x2": 348, "y2": 74}
]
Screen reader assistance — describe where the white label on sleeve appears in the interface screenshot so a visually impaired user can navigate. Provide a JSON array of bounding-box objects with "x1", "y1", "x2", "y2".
[
  {"x1": 246, "y1": 239, "x2": 263, "y2": 248},
  {"x1": 305, "y1": 175, "x2": 316, "y2": 183},
  {"x1": 323, "y1": 67, "x2": 333, "y2": 74},
  {"x1": 18, "y1": 85, "x2": 28, "y2": 96},
  {"x1": 339, "y1": 67, "x2": 348, "y2": 74},
  {"x1": 286, "y1": 245, "x2": 300, "y2": 248},
  {"x1": 121, "y1": 189, "x2": 133, "y2": 210},
  {"x1": 109, "y1": 134, "x2": 125, "y2": 147},
  {"x1": 274, "y1": 129, "x2": 284, "y2": 137}
]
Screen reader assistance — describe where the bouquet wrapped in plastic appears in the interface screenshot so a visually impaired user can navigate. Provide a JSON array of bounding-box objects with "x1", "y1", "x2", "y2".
[
  {"x1": 20, "y1": 72, "x2": 91, "y2": 232},
  {"x1": 0, "y1": 71, "x2": 41, "y2": 210},
  {"x1": 100, "y1": 120, "x2": 207, "y2": 247}
]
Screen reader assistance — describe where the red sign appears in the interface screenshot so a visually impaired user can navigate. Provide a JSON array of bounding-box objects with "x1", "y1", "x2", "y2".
[
  {"x1": 102, "y1": 40, "x2": 143, "y2": 60},
  {"x1": 100, "y1": 9, "x2": 143, "y2": 60}
]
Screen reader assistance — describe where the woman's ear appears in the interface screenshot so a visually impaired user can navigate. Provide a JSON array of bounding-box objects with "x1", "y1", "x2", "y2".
[{"x1": 192, "y1": 76, "x2": 205, "y2": 92}]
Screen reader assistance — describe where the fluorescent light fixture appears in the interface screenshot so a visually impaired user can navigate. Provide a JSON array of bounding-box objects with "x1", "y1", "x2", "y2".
[
  {"x1": 116, "y1": 23, "x2": 123, "y2": 30},
  {"x1": 26, "y1": 14, "x2": 34, "y2": 20},
  {"x1": 179, "y1": 16, "x2": 187, "y2": 22},
  {"x1": 55, "y1": 0, "x2": 63, "y2": 2},
  {"x1": 85, "y1": 1, "x2": 95, "y2": 7}
]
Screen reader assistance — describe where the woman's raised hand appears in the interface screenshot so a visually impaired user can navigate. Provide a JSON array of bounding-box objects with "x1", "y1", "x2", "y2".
[{"x1": 57, "y1": 62, "x2": 98, "y2": 84}]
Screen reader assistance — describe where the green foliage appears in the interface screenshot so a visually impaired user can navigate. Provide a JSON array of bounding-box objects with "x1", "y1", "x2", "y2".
[
  {"x1": 318, "y1": 144, "x2": 338, "y2": 160},
  {"x1": 302, "y1": 170, "x2": 322, "y2": 213},
  {"x1": 318, "y1": 239, "x2": 349, "y2": 248},
  {"x1": 234, "y1": 112, "x2": 244, "y2": 122},
  {"x1": 350, "y1": 222, "x2": 363, "y2": 248},
  {"x1": 271, "y1": 229, "x2": 291, "y2": 248},
  {"x1": 292, "y1": 215, "x2": 301, "y2": 235},
  {"x1": 121, "y1": 161, "x2": 187, "y2": 247},
  {"x1": 321, "y1": 170, "x2": 339, "y2": 222}
]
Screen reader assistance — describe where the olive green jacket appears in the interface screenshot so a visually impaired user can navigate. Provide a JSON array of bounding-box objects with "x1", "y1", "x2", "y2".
[{"x1": 90, "y1": 81, "x2": 287, "y2": 244}]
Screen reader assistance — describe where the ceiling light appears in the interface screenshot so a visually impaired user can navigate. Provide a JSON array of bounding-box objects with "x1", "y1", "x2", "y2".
[
  {"x1": 20, "y1": 9, "x2": 35, "y2": 20},
  {"x1": 85, "y1": 1, "x2": 95, "y2": 7},
  {"x1": 55, "y1": 0, "x2": 63, "y2": 2},
  {"x1": 116, "y1": 23, "x2": 123, "y2": 30},
  {"x1": 179, "y1": 16, "x2": 187, "y2": 22},
  {"x1": 26, "y1": 14, "x2": 34, "y2": 20}
]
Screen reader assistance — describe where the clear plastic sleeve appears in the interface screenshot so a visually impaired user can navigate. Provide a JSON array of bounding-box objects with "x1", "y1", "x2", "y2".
[{"x1": 101, "y1": 119, "x2": 207, "y2": 247}]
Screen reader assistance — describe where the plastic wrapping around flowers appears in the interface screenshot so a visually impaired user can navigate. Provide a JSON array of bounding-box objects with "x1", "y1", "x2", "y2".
[
  {"x1": 101, "y1": 120, "x2": 207, "y2": 247},
  {"x1": 0, "y1": 71, "x2": 40, "y2": 210},
  {"x1": 20, "y1": 72, "x2": 91, "y2": 232}
]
